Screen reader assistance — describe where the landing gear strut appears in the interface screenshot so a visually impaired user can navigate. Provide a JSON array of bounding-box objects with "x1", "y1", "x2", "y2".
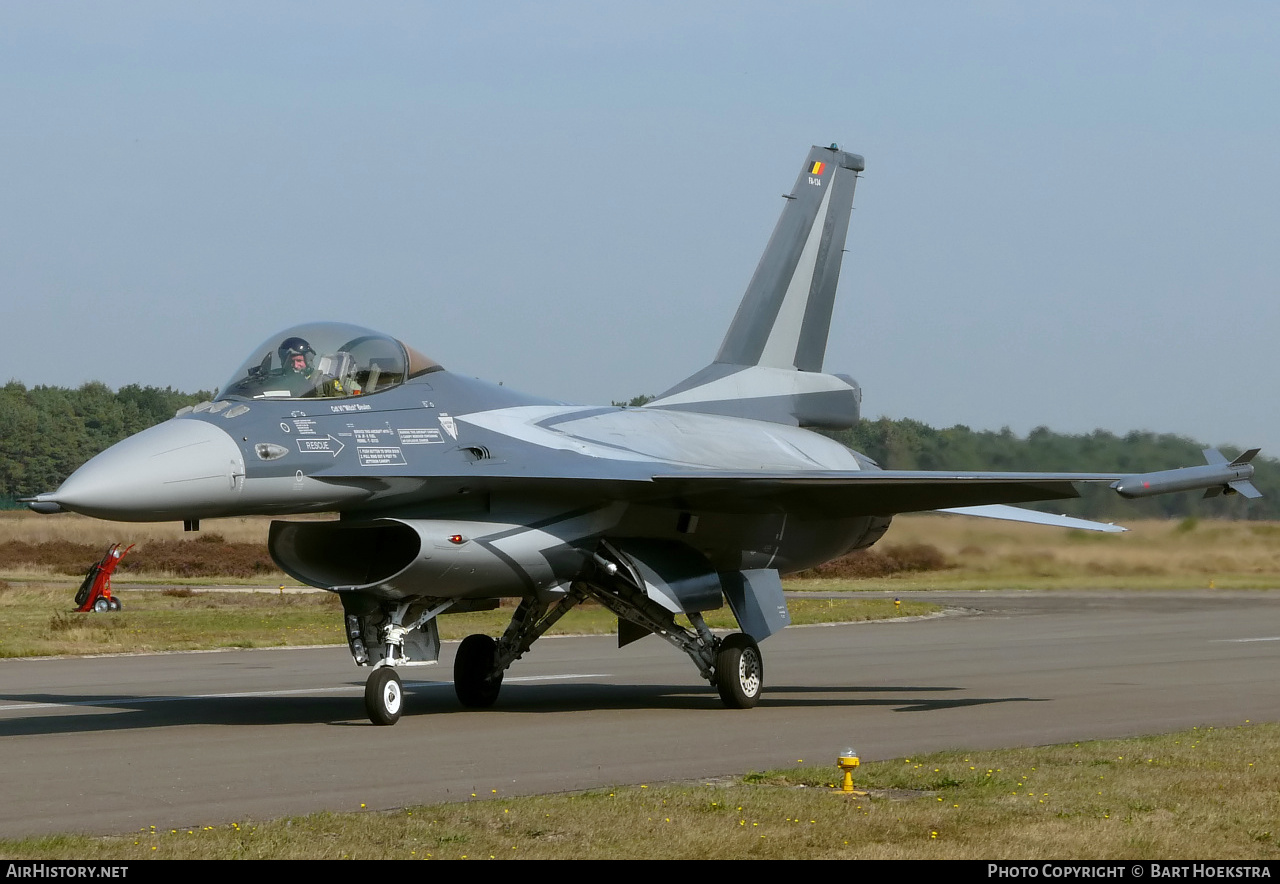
[
  {"x1": 344, "y1": 596, "x2": 448, "y2": 725},
  {"x1": 453, "y1": 589, "x2": 590, "y2": 710},
  {"x1": 342, "y1": 562, "x2": 771, "y2": 723},
  {"x1": 574, "y1": 554, "x2": 769, "y2": 709}
]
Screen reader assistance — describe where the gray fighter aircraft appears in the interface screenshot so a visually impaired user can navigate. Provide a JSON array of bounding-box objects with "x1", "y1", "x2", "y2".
[{"x1": 26, "y1": 144, "x2": 1261, "y2": 725}]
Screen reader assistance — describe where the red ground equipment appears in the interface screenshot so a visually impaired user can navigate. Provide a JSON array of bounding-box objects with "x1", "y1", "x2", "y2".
[{"x1": 74, "y1": 543, "x2": 134, "y2": 613}]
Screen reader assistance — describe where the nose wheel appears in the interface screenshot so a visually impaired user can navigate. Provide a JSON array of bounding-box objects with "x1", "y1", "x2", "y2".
[{"x1": 364, "y1": 667, "x2": 404, "y2": 725}]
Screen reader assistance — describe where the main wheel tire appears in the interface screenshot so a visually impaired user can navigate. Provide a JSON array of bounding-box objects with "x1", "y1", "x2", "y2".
[
  {"x1": 454, "y1": 633, "x2": 503, "y2": 708},
  {"x1": 108, "y1": 598, "x2": 121, "y2": 611},
  {"x1": 364, "y1": 667, "x2": 404, "y2": 726},
  {"x1": 93, "y1": 598, "x2": 110, "y2": 613},
  {"x1": 714, "y1": 633, "x2": 763, "y2": 709}
]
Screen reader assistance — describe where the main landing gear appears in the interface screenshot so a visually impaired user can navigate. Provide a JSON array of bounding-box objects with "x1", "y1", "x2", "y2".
[
  {"x1": 445, "y1": 617, "x2": 764, "y2": 713},
  {"x1": 442, "y1": 573, "x2": 767, "y2": 715},
  {"x1": 347, "y1": 572, "x2": 768, "y2": 725},
  {"x1": 714, "y1": 633, "x2": 763, "y2": 708},
  {"x1": 454, "y1": 633, "x2": 503, "y2": 708}
]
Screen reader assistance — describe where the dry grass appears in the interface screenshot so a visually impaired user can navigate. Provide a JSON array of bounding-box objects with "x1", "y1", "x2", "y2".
[
  {"x1": 793, "y1": 542, "x2": 951, "y2": 578},
  {"x1": 2, "y1": 723, "x2": 1275, "y2": 859},
  {"x1": 0, "y1": 512, "x2": 282, "y2": 580},
  {"x1": 0, "y1": 536, "x2": 279, "y2": 579},
  {"x1": 890, "y1": 515, "x2": 1280, "y2": 577},
  {"x1": 0, "y1": 511, "x2": 274, "y2": 545},
  {"x1": 793, "y1": 515, "x2": 1280, "y2": 590},
  {"x1": 4, "y1": 511, "x2": 1279, "y2": 589}
]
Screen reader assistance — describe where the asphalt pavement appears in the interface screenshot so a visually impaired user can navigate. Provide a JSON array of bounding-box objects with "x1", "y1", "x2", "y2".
[{"x1": 1, "y1": 588, "x2": 1277, "y2": 838}]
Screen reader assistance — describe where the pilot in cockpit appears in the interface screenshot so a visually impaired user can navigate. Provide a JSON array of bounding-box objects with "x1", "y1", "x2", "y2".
[
  {"x1": 225, "y1": 323, "x2": 420, "y2": 400},
  {"x1": 279, "y1": 335, "x2": 350, "y2": 397},
  {"x1": 278, "y1": 337, "x2": 318, "y2": 394}
]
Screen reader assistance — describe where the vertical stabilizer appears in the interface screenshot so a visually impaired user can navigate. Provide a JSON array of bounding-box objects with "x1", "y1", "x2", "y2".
[
  {"x1": 648, "y1": 145, "x2": 865, "y2": 429},
  {"x1": 719, "y1": 145, "x2": 864, "y2": 371}
]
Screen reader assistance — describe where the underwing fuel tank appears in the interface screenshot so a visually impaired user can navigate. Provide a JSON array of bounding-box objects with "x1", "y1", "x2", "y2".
[{"x1": 1111, "y1": 448, "x2": 1261, "y2": 500}]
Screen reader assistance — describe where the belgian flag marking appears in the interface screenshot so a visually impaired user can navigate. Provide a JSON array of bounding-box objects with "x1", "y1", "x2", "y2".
[{"x1": 809, "y1": 161, "x2": 826, "y2": 175}]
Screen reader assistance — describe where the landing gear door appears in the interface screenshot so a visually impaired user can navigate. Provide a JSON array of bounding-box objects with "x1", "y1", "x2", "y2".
[
  {"x1": 721, "y1": 569, "x2": 790, "y2": 642},
  {"x1": 600, "y1": 539, "x2": 723, "y2": 614}
]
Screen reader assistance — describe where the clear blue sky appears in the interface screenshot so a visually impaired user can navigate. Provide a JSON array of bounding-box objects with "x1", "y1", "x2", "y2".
[{"x1": 2, "y1": 2, "x2": 1276, "y2": 453}]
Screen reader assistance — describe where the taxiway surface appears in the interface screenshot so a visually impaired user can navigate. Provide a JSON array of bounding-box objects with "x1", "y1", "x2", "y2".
[{"x1": 1, "y1": 589, "x2": 1278, "y2": 838}]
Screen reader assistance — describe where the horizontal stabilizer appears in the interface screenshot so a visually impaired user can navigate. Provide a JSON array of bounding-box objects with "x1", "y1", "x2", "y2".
[{"x1": 939, "y1": 504, "x2": 1127, "y2": 533}]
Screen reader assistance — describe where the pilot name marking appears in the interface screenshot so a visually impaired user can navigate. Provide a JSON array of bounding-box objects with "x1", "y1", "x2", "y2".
[
  {"x1": 330, "y1": 403, "x2": 371, "y2": 413},
  {"x1": 358, "y1": 446, "x2": 407, "y2": 466}
]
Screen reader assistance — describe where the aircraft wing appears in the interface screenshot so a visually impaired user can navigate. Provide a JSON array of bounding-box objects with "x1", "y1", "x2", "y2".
[
  {"x1": 643, "y1": 456, "x2": 1258, "y2": 517},
  {"x1": 644, "y1": 469, "x2": 1107, "y2": 516},
  {"x1": 308, "y1": 468, "x2": 1100, "y2": 513},
  {"x1": 305, "y1": 453, "x2": 1257, "y2": 521}
]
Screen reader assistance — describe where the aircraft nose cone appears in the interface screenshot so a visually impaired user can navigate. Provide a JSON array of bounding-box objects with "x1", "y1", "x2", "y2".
[{"x1": 51, "y1": 419, "x2": 245, "y2": 521}]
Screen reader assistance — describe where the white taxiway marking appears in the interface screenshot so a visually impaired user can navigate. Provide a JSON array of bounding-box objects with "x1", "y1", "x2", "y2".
[
  {"x1": 1216, "y1": 636, "x2": 1280, "y2": 643},
  {"x1": 0, "y1": 673, "x2": 608, "y2": 714}
]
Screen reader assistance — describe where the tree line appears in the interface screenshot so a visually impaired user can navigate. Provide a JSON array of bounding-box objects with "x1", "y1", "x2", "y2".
[
  {"x1": 0, "y1": 381, "x2": 209, "y2": 504},
  {"x1": 2, "y1": 382, "x2": 1274, "y2": 519}
]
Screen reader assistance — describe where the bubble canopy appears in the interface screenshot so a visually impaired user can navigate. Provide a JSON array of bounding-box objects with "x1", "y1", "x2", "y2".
[{"x1": 220, "y1": 322, "x2": 440, "y2": 400}]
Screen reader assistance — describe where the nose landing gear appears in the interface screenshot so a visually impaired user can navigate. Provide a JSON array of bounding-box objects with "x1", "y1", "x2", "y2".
[{"x1": 364, "y1": 668, "x2": 404, "y2": 726}]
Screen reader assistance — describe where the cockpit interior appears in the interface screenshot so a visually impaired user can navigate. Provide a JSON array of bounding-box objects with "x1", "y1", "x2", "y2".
[{"x1": 221, "y1": 322, "x2": 440, "y2": 400}]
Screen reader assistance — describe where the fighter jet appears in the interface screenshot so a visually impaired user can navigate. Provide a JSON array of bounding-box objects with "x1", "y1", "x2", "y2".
[{"x1": 25, "y1": 144, "x2": 1260, "y2": 725}]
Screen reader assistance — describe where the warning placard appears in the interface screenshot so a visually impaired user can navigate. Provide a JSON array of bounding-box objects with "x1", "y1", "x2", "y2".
[{"x1": 358, "y1": 447, "x2": 407, "y2": 466}]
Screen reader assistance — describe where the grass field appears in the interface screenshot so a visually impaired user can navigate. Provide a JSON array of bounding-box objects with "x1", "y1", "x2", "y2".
[
  {"x1": 0, "y1": 585, "x2": 936, "y2": 658},
  {"x1": 1, "y1": 511, "x2": 1276, "y2": 657},
  {"x1": 2, "y1": 512, "x2": 1277, "y2": 859},
  {"x1": 2, "y1": 723, "x2": 1275, "y2": 860},
  {"x1": 796, "y1": 514, "x2": 1280, "y2": 589},
  {"x1": 3, "y1": 511, "x2": 1279, "y2": 588}
]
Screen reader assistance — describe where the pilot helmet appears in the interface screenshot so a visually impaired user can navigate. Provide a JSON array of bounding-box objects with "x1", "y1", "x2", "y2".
[{"x1": 279, "y1": 337, "x2": 315, "y2": 372}]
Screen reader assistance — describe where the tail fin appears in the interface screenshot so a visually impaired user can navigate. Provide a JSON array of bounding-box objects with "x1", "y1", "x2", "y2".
[
  {"x1": 647, "y1": 145, "x2": 865, "y2": 428},
  {"x1": 1201, "y1": 448, "x2": 1263, "y2": 499}
]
